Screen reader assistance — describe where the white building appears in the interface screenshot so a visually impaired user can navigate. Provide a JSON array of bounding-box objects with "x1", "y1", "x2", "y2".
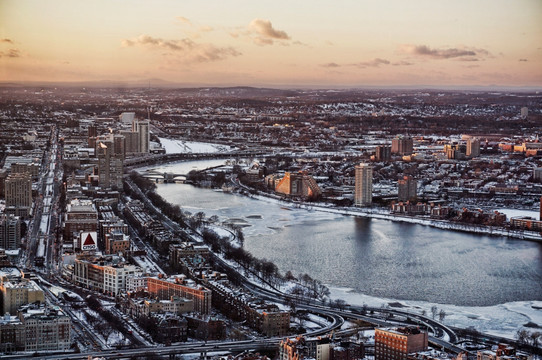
[
  {"x1": 103, "y1": 264, "x2": 141, "y2": 295},
  {"x1": 119, "y1": 112, "x2": 135, "y2": 124}
]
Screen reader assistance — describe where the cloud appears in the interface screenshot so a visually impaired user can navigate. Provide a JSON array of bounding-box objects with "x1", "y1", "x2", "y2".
[
  {"x1": 352, "y1": 58, "x2": 390, "y2": 68},
  {"x1": 176, "y1": 16, "x2": 192, "y2": 25},
  {"x1": 250, "y1": 19, "x2": 290, "y2": 40},
  {"x1": 0, "y1": 49, "x2": 21, "y2": 58},
  {"x1": 519, "y1": 58, "x2": 528, "y2": 62},
  {"x1": 1, "y1": 39, "x2": 14, "y2": 44},
  {"x1": 121, "y1": 35, "x2": 241, "y2": 63},
  {"x1": 199, "y1": 26, "x2": 213, "y2": 32},
  {"x1": 321, "y1": 62, "x2": 341, "y2": 68},
  {"x1": 392, "y1": 60, "x2": 414, "y2": 66},
  {"x1": 400, "y1": 44, "x2": 491, "y2": 60},
  {"x1": 248, "y1": 18, "x2": 290, "y2": 46}
]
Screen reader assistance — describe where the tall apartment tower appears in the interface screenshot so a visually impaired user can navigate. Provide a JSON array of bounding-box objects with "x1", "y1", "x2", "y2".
[
  {"x1": 375, "y1": 145, "x2": 391, "y2": 161},
  {"x1": 466, "y1": 137, "x2": 480, "y2": 157},
  {"x1": 88, "y1": 125, "x2": 97, "y2": 148},
  {"x1": 4, "y1": 173, "x2": 32, "y2": 217},
  {"x1": 97, "y1": 140, "x2": 124, "y2": 189},
  {"x1": 398, "y1": 175, "x2": 417, "y2": 202},
  {"x1": 132, "y1": 119, "x2": 150, "y2": 153},
  {"x1": 355, "y1": 163, "x2": 373, "y2": 206},
  {"x1": 120, "y1": 130, "x2": 140, "y2": 154},
  {"x1": 391, "y1": 136, "x2": 414, "y2": 155},
  {"x1": 0, "y1": 214, "x2": 21, "y2": 250}
]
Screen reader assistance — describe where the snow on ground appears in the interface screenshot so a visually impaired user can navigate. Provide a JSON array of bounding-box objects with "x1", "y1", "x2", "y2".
[
  {"x1": 328, "y1": 287, "x2": 542, "y2": 340},
  {"x1": 497, "y1": 208, "x2": 540, "y2": 219},
  {"x1": 208, "y1": 225, "x2": 234, "y2": 240},
  {"x1": 159, "y1": 137, "x2": 231, "y2": 154},
  {"x1": 132, "y1": 255, "x2": 166, "y2": 275}
]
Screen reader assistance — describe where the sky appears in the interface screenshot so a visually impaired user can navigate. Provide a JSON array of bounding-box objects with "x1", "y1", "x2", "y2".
[{"x1": 0, "y1": 0, "x2": 541, "y2": 88}]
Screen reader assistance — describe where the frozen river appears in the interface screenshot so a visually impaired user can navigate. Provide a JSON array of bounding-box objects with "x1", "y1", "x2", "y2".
[{"x1": 145, "y1": 159, "x2": 542, "y2": 338}]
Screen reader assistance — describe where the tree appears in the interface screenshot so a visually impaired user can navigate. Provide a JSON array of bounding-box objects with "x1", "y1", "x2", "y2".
[
  {"x1": 284, "y1": 270, "x2": 297, "y2": 281},
  {"x1": 438, "y1": 309, "x2": 446, "y2": 322},
  {"x1": 430, "y1": 305, "x2": 438, "y2": 319},
  {"x1": 529, "y1": 331, "x2": 540, "y2": 347},
  {"x1": 96, "y1": 321, "x2": 114, "y2": 345},
  {"x1": 332, "y1": 299, "x2": 347, "y2": 311},
  {"x1": 516, "y1": 329, "x2": 529, "y2": 344}
]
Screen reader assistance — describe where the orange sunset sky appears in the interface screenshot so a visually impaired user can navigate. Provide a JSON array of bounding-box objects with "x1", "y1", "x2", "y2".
[{"x1": 1, "y1": 0, "x2": 541, "y2": 88}]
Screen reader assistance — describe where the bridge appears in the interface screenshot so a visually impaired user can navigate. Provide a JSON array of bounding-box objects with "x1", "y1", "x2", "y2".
[
  {"x1": 124, "y1": 150, "x2": 268, "y2": 169},
  {"x1": 140, "y1": 164, "x2": 227, "y2": 183},
  {"x1": 141, "y1": 170, "x2": 187, "y2": 183}
]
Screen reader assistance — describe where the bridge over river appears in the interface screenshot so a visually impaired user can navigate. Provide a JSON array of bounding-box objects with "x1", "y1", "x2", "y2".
[{"x1": 124, "y1": 150, "x2": 268, "y2": 169}]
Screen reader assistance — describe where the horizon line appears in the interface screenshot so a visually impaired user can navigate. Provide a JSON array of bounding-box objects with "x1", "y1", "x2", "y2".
[{"x1": 0, "y1": 80, "x2": 541, "y2": 92}]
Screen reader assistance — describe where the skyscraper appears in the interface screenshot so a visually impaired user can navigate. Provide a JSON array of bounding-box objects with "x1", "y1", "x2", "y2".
[
  {"x1": 466, "y1": 137, "x2": 480, "y2": 157},
  {"x1": 0, "y1": 214, "x2": 21, "y2": 250},
  {"x1": 391, "y1": 136, "x2": 413, "y2": 155},
  {"x1": 398, "y1": 175, "x2": 417, "y2": 202},
  {"x1": 375, "y1": 145, "x2": 391, "y2": 161},
  {"x1": 132, "y1": 119, "x2": 150, "y2": 153},
  {"x1": 97, "y1": 140, "x2": 123, "y2": 189},
  {"x1": 4, "y1": 173, "x2": 32, "y2": 217},
  {"x1": 355, "y1": 163, "x2": 373, "y2": 206}
]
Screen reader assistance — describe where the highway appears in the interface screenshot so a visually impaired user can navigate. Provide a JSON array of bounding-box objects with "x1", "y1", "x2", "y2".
[{"x1": 4, "y1": 339, "x2": 280, "y2": 360}]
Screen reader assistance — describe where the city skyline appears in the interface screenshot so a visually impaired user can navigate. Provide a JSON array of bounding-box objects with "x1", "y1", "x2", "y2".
[{"x1": 1, "y1": 0, "x2": 541, "y2": 88}]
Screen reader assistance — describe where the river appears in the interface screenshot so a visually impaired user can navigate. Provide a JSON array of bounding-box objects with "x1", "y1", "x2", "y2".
[{"x1": 146, "y1": 159, "x2": 542, "y2": 309}]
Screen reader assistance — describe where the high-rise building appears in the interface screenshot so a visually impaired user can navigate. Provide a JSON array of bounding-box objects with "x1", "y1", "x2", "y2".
[
  {"x1": 4, "y1": 173, "x2": 32, "y2": 218},
  {"x1": 113, "y1": 134, "x2": 126, "y2": 159},
  {"x1": 520, "y1": 107, "x2": 528, "y2": 119},
  {"x1": 466, "y1": 138, "x2": 480, "y2": 158},
  {"x1": 391, "y1": 136, "x2": 414, "y2": 155},
  {"x1": 0, "y1": 214, "x2": 21, "y2": 250},
  {"x1": 375, "y1": 145, "x2": 391, "y2": 161},
  {"x1": 133, "y1": 119, "x2": 150, "y2": 153},
  {"x1": 375, "y1": 327, "x2": 428, "y2": 360},
  {"x1": 88, "y1": 125, "x2": 97, "y2": 148},
  {"x1": 97, "y1": 140, "x2": 124, "y2": 189},
  {"x1": 120, "y1": 130, "x2": 140, "y2": 154},
  {"x1": 398, "y1": 175, "x2": 417, "y2": 202},
  {"x1": 119, "y1": 112, "x2": 135, "y2": 124},
  {"x1": 355, "y1": 163, "x2": 373, "y2": 206}
]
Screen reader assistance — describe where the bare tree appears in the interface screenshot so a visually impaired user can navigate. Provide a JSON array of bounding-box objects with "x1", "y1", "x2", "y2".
[
  {"x1": 438, "y1": 309, "x2": 446, "y2": 322},
  {"x1": 516, "y1": 329, "x2": 529, "y2": 344},
  {"x1": 529, "y1": 331, "x2": 540, "y2": 347},
  {"x1": 96, "y1": 321, "x2": 114, "y2": 346},
  {"x1": 431, "y1": 305, "x2": 438, "y2": 319}
]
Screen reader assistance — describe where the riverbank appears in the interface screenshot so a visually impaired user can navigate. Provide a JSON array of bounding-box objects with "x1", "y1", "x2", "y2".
[
  {"x1": 233, "y1": 183, "x2": 542, "y2": 243},
  {"x1": 136, "y1": 158, "x2": 542, "y2": 340}
]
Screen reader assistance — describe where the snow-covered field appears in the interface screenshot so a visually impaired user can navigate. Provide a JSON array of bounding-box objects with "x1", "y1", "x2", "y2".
[
  {"x1": 328, "y1": 287, "x2": 542, "y2": 340},
  {"x1": 159, "y1": 137, "x2": 232, "y2": 154}
]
